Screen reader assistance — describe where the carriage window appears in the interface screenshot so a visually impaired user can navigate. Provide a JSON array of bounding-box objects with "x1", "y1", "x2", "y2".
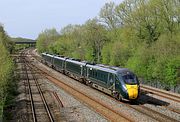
[
  {"x1": 89, "y1": 69, "x2": 92, "y2": 76},
  {"x1": 95, "y1": 71, "x2": 98, "y2": 78},
  {"x1": 115, "y1": 76, "x2": 120, "y2": 85},
  {"x1": 109, "y1": 74, "x2": 114, "y2": 84}
]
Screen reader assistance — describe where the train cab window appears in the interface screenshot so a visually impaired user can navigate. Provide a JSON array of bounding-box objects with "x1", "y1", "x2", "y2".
[{"x1": 121, "y1": 74, "x2": 138, "y2": 85}]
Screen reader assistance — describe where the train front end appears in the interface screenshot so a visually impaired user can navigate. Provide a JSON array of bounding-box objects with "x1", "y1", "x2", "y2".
[
  {"x1": 116, "y1": 70, "x2": 140, "y2": 100},
  {"x1": 125, "y1": 84, "x2": 139, "y2": 99}
]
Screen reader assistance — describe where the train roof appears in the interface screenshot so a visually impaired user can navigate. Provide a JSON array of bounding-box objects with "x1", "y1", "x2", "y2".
[
  {"x1": 42, "y1": 52, "x2": 133, "y2": 75},
  {"x1": 42, "y1": 52, "x2": 47, "y2": 55},
  {"x1": 42, "y1": 52, "x2": 52, "y2": 56},
  {"x1": 42, "y1": 53, "x2": 65, "y2": 59},
  {"x1": 44, "y1": 53, "x2": 54, "y2": 57},
  {"x1": 86, "y1": 64, "x2": 131, "y2": 74},
  {"x1": 53, "y1": 55, "x2": 66, "y2": 60},
  {"x1": 66, "y1": 58, "x2": 87, "y2": 66}
]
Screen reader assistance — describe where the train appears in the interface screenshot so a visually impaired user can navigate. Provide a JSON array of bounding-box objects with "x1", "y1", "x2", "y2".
[{"x1": 41, "y1": 52, "x2": 140, "y2": 101}]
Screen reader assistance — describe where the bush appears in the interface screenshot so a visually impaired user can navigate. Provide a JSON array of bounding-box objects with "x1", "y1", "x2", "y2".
[{"x1": 0, "y1": 42, "x2": 14, "y2": 120}]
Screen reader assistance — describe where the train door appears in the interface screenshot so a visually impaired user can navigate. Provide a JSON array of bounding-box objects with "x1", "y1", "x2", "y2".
[
  {"x1": 80, "y1": 65, "x2": 83, "y2": 76},
  {"x1": 51, "y1": 56, "x2": 54, "y2": 65},
  {"x1": 108, "y1": 73, "x2": 115, "y2": 91},
  {"x1": 115, "y1": 76, "x2": 124, "y2": 99},
  {"x1": 86, "y1": 67, "x2": 89, "y2": 78}
]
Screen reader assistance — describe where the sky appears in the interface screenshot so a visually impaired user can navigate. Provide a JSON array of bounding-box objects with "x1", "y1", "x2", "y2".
[{"x1": 0, "y1": 0, "x2": 123, "y2": 39}]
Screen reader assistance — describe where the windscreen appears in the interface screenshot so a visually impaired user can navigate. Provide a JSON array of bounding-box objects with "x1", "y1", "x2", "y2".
[{"x1": 118, "y1": 72, "x2": 138, "y2": 85}]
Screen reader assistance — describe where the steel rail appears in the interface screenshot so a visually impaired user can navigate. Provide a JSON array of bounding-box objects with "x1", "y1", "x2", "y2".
[
  {"x1": 29, "y1": 63, "x2": 133, "y2": 122},
  {"x1": 27, "y1": 61, "x2": 64, "y2": 109},
  {"x1": 26, "y1": 61, "x2": 54, "y2": 122},
  {"x1": 21, "y1": 55, "x2": 37, "y2": 122},
  {"x1": 52, "y1": 91, "x2": 64, "y2": 107},
  {"x1": 141, "y1": 86, "x2": 180, "y2": 103},
  {"x1": 21, "y1": 50, "x2": 54, "y2": 122}
]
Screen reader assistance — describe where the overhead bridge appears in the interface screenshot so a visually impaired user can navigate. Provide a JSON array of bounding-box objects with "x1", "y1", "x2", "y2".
[
  {"x1": 15, "y1": 41, "x2": 36, "y2": 44},
  {"x1": 15, "y1": 41, "x2": 36, "y2": 47}
]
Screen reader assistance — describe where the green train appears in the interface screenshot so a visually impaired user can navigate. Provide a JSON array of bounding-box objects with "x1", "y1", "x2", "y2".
[{"x1": 42, "y1": 52, "x2": 140, "y2": 100}]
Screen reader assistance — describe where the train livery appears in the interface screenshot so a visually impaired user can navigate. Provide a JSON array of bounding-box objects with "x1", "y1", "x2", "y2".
[{"x1": 41, "y1": 52, "x2": 140, "y2": 100}]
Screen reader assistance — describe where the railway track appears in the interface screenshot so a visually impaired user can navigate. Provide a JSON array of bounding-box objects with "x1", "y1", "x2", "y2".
[
  {"x1": 27, "y1": 48, "x2": 180, "y2": 122},
  {"x1": 90, "y1": 86, "x2": 179, "y2": 122},
  {"x1": 23, "y1": 58, "x2": 37, "y2": 122},
  {"x1": 27, "y1": 62, "x2": 132, "y2": 122},
  {"x1": 20, "y1": 52, "x2": 55, "y2": 122},
  {"x1": 29, "y1": 61, "x2": 180, "y2": 122},
  {"x1": 141, "y1": 85, "x2": 180, "y2": 103},
  {"x1": 129, "y1": 102, "x2": 179, "y2": 122}
]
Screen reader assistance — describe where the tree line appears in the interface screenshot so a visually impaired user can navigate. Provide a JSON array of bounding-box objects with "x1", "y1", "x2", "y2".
[
  {"x1": 0, "y1": 24, "x2": 14, "y2": 120},
  {"x1": 36, "y1": 0, "x2": 180, "y2": 92}
]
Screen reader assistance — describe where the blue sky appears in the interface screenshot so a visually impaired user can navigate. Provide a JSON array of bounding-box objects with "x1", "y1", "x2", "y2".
[{"x1": 0, "y1": 0, "x2": 123, "y2": 39}]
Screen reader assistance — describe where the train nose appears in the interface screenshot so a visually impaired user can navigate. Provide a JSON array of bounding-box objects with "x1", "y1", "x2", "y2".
[{"x1": 126, "y1": 85, "x2": 138, "y2": 99}]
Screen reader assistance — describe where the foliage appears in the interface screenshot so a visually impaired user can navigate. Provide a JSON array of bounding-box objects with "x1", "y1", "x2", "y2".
[
  {"x1": 36, "y1": 28, "x2": 59, "y2": 53},
  {"x1": 14, "y1": 44, "x2": 32, "y2": 51},
  {"x1": 0, "y1": 24, "x2": 14, "y2": 120},
  {"x1": 0, "y1": 25, "x2": 15, "y2": 53},
  {"x1": 36, "y1": 0, "x2": 180, "y2": 89},
  {"x1": 0, "y1": 43, "x2": 14, "y2": 119}
]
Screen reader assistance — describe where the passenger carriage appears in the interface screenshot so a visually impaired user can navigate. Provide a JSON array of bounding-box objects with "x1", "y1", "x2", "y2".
[
  {"x1": 53, "y1": 55, "x2": 66, "y2": 73},
  {"x1": 41, "y1": 53, "x2": 140, "y2": 100}
]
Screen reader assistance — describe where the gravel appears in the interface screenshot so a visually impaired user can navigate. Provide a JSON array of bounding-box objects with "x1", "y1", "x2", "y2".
[
  {"x1": 141, "y1": 93, "x2": 180, "y2": 121},
  {"x1": 41, "y1": 78, "x2": 108, "y2": 122}
]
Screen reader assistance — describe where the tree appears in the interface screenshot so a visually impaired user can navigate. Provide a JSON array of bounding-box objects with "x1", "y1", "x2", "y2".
[
  {"x1": 36, "y1": 28, "x2": 59, "y2": 53},
  {"x1": 84, "y1": 19, "x2": 108, "y2": 63},
  {"x1": 154, "y1": 0, "x2": 180, "y2": 35},
  {"x1": 35, "y1": 0, "x2": 180, "y2": 91},
  {"x1": 99, "y1": 2, "x2": 119, "y2": 29},
  {"x1": 0, "y1": 24, "x2": 14, "y2": 120},
  {"x1": 0, "y1": 25, "x2": 14, "y2": 53}
]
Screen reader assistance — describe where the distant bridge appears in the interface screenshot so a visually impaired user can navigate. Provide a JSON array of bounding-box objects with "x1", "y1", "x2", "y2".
[
  {"x1": 15, "y1": 41, "x2": 36, "y2": 44},
  {"x1": 14, "y1": 40, "x2": 36, "y2": 48}
]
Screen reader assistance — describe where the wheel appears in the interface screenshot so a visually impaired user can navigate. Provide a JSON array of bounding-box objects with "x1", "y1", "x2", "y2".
[
  {"x1": 113, "y1": 92, "x2": 122, "y2": 101},
  {"x1": 86, "y1": 80, "x2": 93, "y2": 87}
]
